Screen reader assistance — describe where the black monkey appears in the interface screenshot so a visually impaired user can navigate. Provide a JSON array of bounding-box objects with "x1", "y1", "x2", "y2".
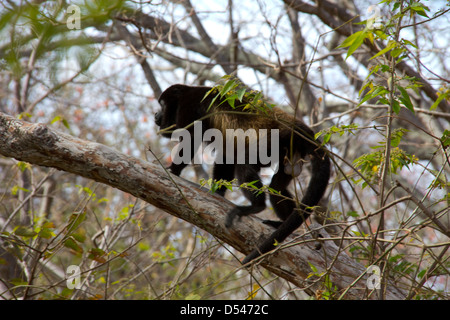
[{"x1": 155, "y1": 84, "x2": 330, "y2": 264}]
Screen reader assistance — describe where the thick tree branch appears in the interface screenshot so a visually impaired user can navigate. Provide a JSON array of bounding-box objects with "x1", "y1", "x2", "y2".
[
  {"x1": 0, "y1": 112, "x2": 407, "y2": 299},
  {"x1": 179, "y1": 0, "x2": 235, "y2": 75},
  {"x1": 114, "y1": 22, "x2": 162, "y2": 98},
  {"x1": 115, "y1": 12, "x2": 284, "y2": 85}
]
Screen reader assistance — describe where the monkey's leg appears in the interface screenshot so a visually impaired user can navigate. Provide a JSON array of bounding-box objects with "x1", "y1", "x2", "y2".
[
  {"x1": 212, "y1": 160, "x2": 235, "y2": 197},
  {"x1": 264, "y1": 165, "x2": 295, "y2": 228},
  {"x1": 225, "y1": 165, "x2": 266, "y2": 227},
  {"x1": 168, "y1": 135, "x2": 198, "y2": 176}
]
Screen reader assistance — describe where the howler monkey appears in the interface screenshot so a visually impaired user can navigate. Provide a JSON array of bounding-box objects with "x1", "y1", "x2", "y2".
[{"x1": 155, "y1": 84, "x2": 330, "y2": 264}]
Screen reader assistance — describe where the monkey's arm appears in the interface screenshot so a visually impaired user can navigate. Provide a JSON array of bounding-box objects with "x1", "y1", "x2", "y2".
[
  {"x1": 167, "y1": 135, "x2": 199, "y2": 176},
  {"x1": 168, "y1": 162, "x2": 187, "y2": 176}
]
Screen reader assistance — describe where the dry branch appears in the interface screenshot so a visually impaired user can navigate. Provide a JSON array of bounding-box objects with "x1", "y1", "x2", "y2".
[{"x1": 0, "y1": 112, "x2": 407, "y2": 299}]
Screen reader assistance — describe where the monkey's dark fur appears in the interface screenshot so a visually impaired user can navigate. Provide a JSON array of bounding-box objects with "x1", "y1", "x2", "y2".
[{"x1": 155, "y1": 84, "x2": 330, "y2": 264}]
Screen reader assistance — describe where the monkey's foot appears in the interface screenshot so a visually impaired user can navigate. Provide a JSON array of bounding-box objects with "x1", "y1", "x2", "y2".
[
  {"x1": 225, "y1": 208, "x2": 241, "y2": 228},
  {"x1": 225, "y1": 205, "x2": 266, "y2": 228}
]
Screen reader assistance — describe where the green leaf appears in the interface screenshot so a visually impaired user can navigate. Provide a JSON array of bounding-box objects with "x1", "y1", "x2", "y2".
[
  {"x1": 370, "y1": 40, "x2": 397, "y2": 60},
  {"x1": 390, "y1": 47, "x2": 405, "y2": 58},
  {"x1": 323, "y1": 132, "x2": 331, "y2": 144},
  {"x1": 11, "y1": 185, "x2": 30, "y2": 196},
  {"x1": 337, "y1": 30, "x2": 370, "y2": 60},
  {"x1": 359, "y1": 82, "x2": 372, "y2": 99},
  {"x1": 402, "y1": 39, "x2": 418, "y2": 49},
  {"x1": 347, "y1": 211, "x2": 359, "y2": 218},
  {"x1": 118, "y1": 205, "x2": 133, "y2": 221},
  {"x1": 14, "y1": 226, "x2": 37, "y2": 238},
  {"x1": 201, "y1": 87, "x2": 216, "y2": 102},
  {"x1": 390, "y1": 137, "x2": 400, "y2": 148},
  {"x1": 392, "y1": 99, "x2": 401, "y2": 114},
  {"x1": 72, "y1": 233, "x2": 86, "y2": 243},
  {"x1": 88, "y1": 248, "x2": 106, "y2": 263},
  {"x1": 39, "y1": 228, "x2": 55, "y2": 239},
  {"x1": 397, "y1": 85, "x2": 414, "y2": 113},
  {"x1": 359, "y1": 86, "x2": 388, "y2": 106},
  {"x1": 226, "y1": 94, "x2": 239, "y2": 108},
  {"x1": 417, "y1": 269, "x2": 427, "y2": 279},
  {"x1": 308, "y1": 262, "x2": 318, "y2": 274},
  {"x1": 374, "y1": 30, "x2": 388, "y2": 41},
  {"x1": 441, "y1": 130, "x2": 450, "y2": 147},
  {"x1": 220, "y1": 79, "x2": 237, "y2": 97},
  {"x1": 209, "y1": 180, "x2": 220, "y2": 193},
  {"x1": 409, "y1": 2, "x2": 429, "y2": 18},
  {"x1": 245, "y1": 180, "x2": 260, "y2": 189},
  {"x1": 346, "y1": 30, "x2": 368, "y2": 59},
  {"x1": 51, "y1": 115, "x2": 62, "y2": 124},
  {"x1": 62, "y1": 119, "x2": 70, "y2": 129},
  {"x1": 207, "y1": 91, "x2": 220, "y2": 111},
  {"x1": 430, "y1": 91, "x2": 448, "y2": 111},
  {"x1": 337, "y1": 30, "x2": 363, "y2": 49},
  {"x1": 17, "y1": 162, "x2": 30, "y2": 172},
  {"x1": 236, "y1": 88, "x2": 246, "y2": 102},
  {"x1": 66, "y1": 210, "x2": 87, "y2": 234},
  {"x1": 64, "y1": 237, "x2": 84, "y2": 253},
  {"x1": 359, "y1": 92, "x2": 374, "y2": 106}
]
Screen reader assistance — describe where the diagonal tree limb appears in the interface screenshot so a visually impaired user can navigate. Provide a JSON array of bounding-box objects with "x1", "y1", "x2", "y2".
[{"x1": 0, "y1": 112, "x2": 407, "y2": 299}]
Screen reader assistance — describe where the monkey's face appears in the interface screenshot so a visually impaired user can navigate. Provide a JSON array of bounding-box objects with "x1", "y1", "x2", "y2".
[
  {"x1": 155, "y1": 99, "x2": 175, "y2": 138},
  {"x1": 155, "y1": 85, "x2": 184, "y2": 138},
  {"x1": 154, "y1": 111, "x2": 162, "y2": 127},
  {"x1": 154, "y1": 109, "x2": 162, "y2": 126}
]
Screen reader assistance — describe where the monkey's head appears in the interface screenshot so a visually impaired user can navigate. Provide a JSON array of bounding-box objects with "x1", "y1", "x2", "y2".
[
  {"x1": 155, "y1": 84, "x2": 212, "y2": 138},
  {"x1": 155, "y1": 84, "x2": 187, "y2": 138}
]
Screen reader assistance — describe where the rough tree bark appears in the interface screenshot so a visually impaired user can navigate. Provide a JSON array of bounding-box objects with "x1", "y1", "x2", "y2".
[{"x1": 0, "y1": 112, "x2": 407, "y2": 299}]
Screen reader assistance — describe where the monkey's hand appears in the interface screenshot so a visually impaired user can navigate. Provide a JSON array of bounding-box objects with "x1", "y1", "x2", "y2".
[
  {"x1": 241, "y1": 250, "x2": 261, "y2": 265},
  {"x1": 225, "y1": 204, "x2": 266, "y2": 228},
  {"x1": 167, "y1": 163, "x2": 187, "y2": 176}
]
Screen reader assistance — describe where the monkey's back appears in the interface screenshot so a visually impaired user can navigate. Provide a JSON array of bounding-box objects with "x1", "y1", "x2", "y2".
[{"x1": 208, "y1": 102, "x2": 313, "y2": 143}]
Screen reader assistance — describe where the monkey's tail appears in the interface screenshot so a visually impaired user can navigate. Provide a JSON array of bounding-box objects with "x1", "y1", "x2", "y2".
[{"x1": 242, "y1": 149, "x2": 330, "y2": 265}]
